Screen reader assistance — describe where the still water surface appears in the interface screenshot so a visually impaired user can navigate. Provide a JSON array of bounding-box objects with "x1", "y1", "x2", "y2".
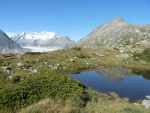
[{"x1": 71, "y1": 71, "x2": 150, "y2": 100}]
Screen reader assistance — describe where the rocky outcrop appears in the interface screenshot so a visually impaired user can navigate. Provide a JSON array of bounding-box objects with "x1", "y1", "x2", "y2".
[{"x1": 142, "y1": 96, "x2": 150, "y2": 108}]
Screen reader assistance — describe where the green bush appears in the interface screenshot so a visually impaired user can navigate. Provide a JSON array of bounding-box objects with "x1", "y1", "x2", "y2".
[
  {"x1": 134, "y1": 48, "x2": 150, "y2": 62},
  {"x1": 0, "y1": 71, "x2": 84, "y2": 112}
]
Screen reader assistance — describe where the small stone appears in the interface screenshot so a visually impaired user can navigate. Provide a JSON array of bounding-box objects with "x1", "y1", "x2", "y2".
[
  {"x1": 48, "y1": 64, "x2": 53, "y2": 68},
  {"x1": 56, "y1": 63, "x2": 60, "y2": 66},
  {"x1": 145, "y1": 96, "x2": 150, "y2": 100},
  {"x1": 73, "y1": 56, "x2": 78, "y2": 59},
  {"x1": 8, "y1": 76, "x2": 13, "y2": 79},
  {"x1": 43, "y1": 62, "x2": 48, "y2": 65},
  {"x1": 25, "y1": 64, "x2": 32, "y2": 69},
  {"x1": 32, "y1": 69, "x2": 38, "y2": 73},
  {"x1": 17, "y1": 62, "x2": 24, "y2": 67},
  {"x1": 70, "y1": 58, "x2": 75, "y2": 62},
  {"x1": 2, "y1": 66, "x2": 13, "y2": 76}
]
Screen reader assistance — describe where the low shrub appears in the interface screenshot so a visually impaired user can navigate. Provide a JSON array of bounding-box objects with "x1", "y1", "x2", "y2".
[
  {"x1": 133, "y1": 48, "x2": 150, "y2": 62},
  {"x1": 0, "y1": 71, "x2": 84, "y2": 113}
]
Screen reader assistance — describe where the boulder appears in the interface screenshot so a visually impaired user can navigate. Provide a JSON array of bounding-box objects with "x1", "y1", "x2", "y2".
[
  {"x1": 17, "y1": 62, "x2": 24, "y2": 67},
  {"x1": 142, "y1": 100, "x2": 150, "y2": 109},
  {"x1": 1, "y1": 66, "x2": 13, "y2": 76},
  {"x1": 142, "y1": 96, "x2": 150, "y2": 108}
]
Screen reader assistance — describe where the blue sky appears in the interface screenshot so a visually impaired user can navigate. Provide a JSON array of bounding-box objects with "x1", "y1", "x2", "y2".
[{"x1": 0, "y1": 0, "x2": 150, "y2": 41}]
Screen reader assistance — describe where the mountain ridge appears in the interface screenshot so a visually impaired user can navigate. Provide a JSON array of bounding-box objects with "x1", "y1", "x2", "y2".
[
  {"x1": 79, "y1": 18, "x2": 150, "y2": 54},
  {"x1": 0, "y1": 30, "x2": 23, "y2": 53},
  {"x1": 7, "y1": 32, "x2": 75, "y2": 52}
]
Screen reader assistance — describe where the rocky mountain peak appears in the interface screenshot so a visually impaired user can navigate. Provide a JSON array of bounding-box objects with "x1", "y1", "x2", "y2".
[
  {"x1": 79, "y1": 18, "x2": 150, "y2": 54},
  {"x1": 111, "y1": 17, "x2": 126, "y2": 23},
  {"x1": 108, "y1": 17, "x2": 128, "y2": 27}
]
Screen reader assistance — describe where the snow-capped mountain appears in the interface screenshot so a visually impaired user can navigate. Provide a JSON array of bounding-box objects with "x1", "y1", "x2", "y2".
[
  {"x1": 0, "y1": 30, "x2": 23, "y2": 53},
  {"x1": 7, "y1": 32, "x2": 75, "y2": 52},
  {"x1": 8, "y1": 32, "x2": 55, "y2": 41}
]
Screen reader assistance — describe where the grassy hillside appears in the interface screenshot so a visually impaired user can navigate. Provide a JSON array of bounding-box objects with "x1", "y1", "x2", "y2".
[{"x1": 0, "y1": 47, "x2": 150, "y2": 113}]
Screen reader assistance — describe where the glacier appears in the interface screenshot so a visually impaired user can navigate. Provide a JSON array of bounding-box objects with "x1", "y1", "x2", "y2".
[{"x1": 7, "y1": 32, "x2": 75, "y2": 52}]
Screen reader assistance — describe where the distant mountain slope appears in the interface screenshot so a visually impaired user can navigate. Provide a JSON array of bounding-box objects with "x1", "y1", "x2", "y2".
[
  {"x1": 48, "y1": 36, "x2": 75, "y2": 48},
  {"x1": 0, "y1": 30, "x2": 23, "y2": 53},
  {"x1": 7, "y1": 32, "x2": 75, "y2": 52},
  {"x1": 79, "y1": 17, "x2": 150, "y2": 54}
]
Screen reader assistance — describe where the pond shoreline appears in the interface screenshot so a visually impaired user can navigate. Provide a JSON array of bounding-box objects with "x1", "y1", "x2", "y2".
[{"x1": 70, "y1": 70, "x2": 150, "y2": 104}]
